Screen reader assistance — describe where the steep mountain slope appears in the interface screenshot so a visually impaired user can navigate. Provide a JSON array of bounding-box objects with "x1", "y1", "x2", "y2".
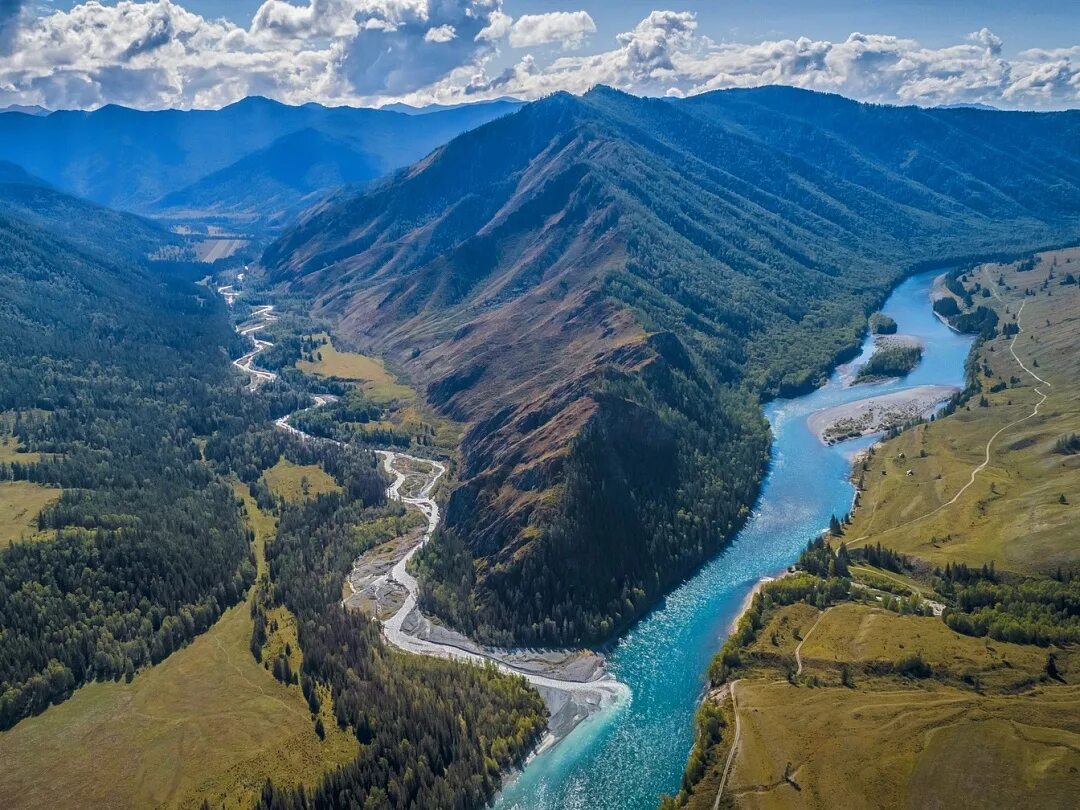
[
  {"x1": 262, "y1": 87, "x2": 1080, "y2": 646},
  {"x1": 0, "y1": 98, "x2": 519, "y2": 225},
  {"x1": 0, "y1": 192, "x2": 261, "y2": 728},
  {"x1": 0, "y1": 161, "x2": 180, "y2": 260}
]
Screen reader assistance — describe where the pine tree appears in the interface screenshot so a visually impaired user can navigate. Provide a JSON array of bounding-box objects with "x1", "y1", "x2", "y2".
[{"x1": 828, "y1": 514, "x2": 843, "y2": 536}]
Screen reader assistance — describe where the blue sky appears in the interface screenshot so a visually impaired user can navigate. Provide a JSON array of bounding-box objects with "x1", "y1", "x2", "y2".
[
  {"x1": 7, "y1": 1, "x2": 1080, "y2": 110},
  {"x1": 41, "y1": 0, "x2": 1080, "y2": 53}
]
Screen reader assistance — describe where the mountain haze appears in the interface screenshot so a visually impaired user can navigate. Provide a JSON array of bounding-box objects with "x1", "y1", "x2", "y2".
[
  {"x1": 0, "y1": 161, "x2": 180, "y2": 261},
  {"x1": 154, "y1": 128, "x2": 383, "y2": 228},
  {"x1": 0, "y1": 97, "x2": 520, "y2": 227},
  {"x1": 263, "y1": 86, "x2": 1080, "y2": 646}
]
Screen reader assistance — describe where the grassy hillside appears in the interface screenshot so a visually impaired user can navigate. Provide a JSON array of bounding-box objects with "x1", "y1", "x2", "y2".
[
  {"x1": 848, "y1": 248, "x2": 1079, "y2": 573},
  {"x1": 261, "y1": 86, "x2": 1080, "y2": 647},
  {"x1": 0, "y1": 488, "x2": 357, "y2": 810},
  {"x1": 668, "y1": 249, "x2": 1080, "y2": 808}
]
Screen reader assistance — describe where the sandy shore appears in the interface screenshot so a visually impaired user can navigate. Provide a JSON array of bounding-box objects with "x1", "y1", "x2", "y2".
[
  {"x1": 808, "y1": 384, "x2": 959, "y2": 444},
  {"x1": 838, "y1": 334, "x2": 924, "y2": 386},
  {"x1": 400, "y1": 605, "x2": 612, "y2": 746},
  {"x1": 729, "y1": 574, "x2": 787, "y2": 633},
  {"x1": 401, "y1": 607, "x2": 606, "y2": 682},
  {"x1": 930, "y1": 272, "x2": 949, "y2": 301}
]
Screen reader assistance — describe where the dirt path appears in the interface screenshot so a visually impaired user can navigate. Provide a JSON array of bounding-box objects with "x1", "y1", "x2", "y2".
[
  {"x1": 795, "y1": 609, "x2": 830, "y2": 676},
  {"x1": 924, "y1": 300, "x2": 1048, "y2": 514},
  {"x1": 850, "y1": 299, "x2": 1049, "y2": 542},
  {"x1": 714, "y1": 680, "x2": 742, "y2": 809}
]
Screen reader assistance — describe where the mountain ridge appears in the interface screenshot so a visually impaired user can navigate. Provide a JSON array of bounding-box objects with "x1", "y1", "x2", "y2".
[
  {"x1": 153, "y1": 127, "x2": 384, "y2": 227},
  {"x1": 0, "y1": 160, "x2": 180, "y2": 262},
  {"x1": 0, "y1": 96, "x2": 521, "y2": 227},
  {"x1": 262, "y1": 85, "x2": 1080, "y2": 645}
]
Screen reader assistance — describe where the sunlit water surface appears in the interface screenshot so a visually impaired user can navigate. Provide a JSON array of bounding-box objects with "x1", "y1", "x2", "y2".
[{"x1": 494, "y1": 270, "x2": 973, "y2": 810}]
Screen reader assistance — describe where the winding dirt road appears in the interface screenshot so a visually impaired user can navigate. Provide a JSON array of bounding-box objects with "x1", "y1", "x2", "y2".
[
  {"x1": 794, "y1": 609, "x2": 830, "y2": 677},
  {"x1": 714, "y1": 680, "x2": 742, "y2": 809}
]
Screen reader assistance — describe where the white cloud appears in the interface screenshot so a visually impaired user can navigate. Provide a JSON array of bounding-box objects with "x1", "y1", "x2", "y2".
[
  {"x1": 476, "y1": 9, "x2": 511, "y2": 42},
  {"x1": 250, "y1": 0, "x2": 359, "y2": 41},
  {"x1": 0, "y1": 4, "x2": 1076, "y2": 111},
  {"x1": 0, "y1": 0, "x2": 27, "y2": 53},
  {"x1": 450, "y1": 15, "x2": 1079, "y2": 111},
  {"x1": 332, "y1": 0, "x2": 503, "y2": 96},
  {"x1": 424, "y1": 24, "x2": 456, "y2": 44},
  {"x1": 508, "y1": 10, "x2": 595, "y2": 50}
]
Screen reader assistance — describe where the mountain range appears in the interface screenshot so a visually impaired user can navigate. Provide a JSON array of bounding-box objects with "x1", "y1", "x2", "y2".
[
  {"x1": 0, "y1": 97, "x2": 520, "y2": 229},
  {"x1": 261, "y1": 85, "x2": 1080, "y2": 646}
]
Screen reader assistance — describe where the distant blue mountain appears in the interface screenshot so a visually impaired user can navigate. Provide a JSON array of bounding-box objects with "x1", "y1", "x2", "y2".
[
  {"x1": 0, "y1": 105, "x2": 48, "y2": 116},
  {"x1": 0, "y1": 97, "x2": 521, "y2": 228},
  {"x1": 153, "y1": 128, "x2": 385, "y2": 228},
  {"x1": 380, "y1": 97, "x2": 523, "y2": 115}
]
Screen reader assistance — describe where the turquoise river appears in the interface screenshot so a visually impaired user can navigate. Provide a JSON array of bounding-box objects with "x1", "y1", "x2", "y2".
[{"x1": 494, "y1": 269, "x2": 974, "y2": 809}]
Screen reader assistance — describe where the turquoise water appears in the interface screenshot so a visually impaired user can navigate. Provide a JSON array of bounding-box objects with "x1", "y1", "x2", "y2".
[{"x1": 494, "y1": 270, "x2": 973, "y2": 810}]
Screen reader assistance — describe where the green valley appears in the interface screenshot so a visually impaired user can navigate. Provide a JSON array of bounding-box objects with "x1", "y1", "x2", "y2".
[
  {"x1": 667, "y1": 249, "x2": 1080, "y2": 809},
  {"x1": 1, "y1": 72, "x2": 1079, "y2": 810}
]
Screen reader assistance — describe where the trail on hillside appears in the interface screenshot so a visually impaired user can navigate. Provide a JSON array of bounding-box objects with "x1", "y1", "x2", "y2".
[
  {"x1": 851, "y1": 298, "x2": 1050, "y2": 542},
  {"x1": 713, "y1": 680, "x2": 742, "y2": 809}
]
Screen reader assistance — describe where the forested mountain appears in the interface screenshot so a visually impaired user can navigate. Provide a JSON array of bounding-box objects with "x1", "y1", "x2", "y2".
[
  {"x1": 262, "y1": 86, "x2": 1080, "y2": 646},
  {"x1": 0, "y1": 161, "x2": 180, "y2": 260},
  {"x1": 153, "y1": 129, "x2": 382, "y2": 227},
  {"x1": 0, "y1": 98, "x2": 519, "y2": 226},
  {"x1": 0, "y1": 196, "x2": 278, "y2": 726}
]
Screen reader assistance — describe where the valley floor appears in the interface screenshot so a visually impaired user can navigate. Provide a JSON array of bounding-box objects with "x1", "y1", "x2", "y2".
[{"x1": 668, "y1": 248, "x2": 1080, "y2": 810}]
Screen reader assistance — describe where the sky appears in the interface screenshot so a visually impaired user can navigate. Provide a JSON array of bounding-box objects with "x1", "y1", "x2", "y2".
[{"x1": 2, "y1": 1, "x2": 1078, "y2": 110}]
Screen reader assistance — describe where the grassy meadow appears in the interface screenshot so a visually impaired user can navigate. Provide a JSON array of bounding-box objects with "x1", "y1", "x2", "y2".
[
  {"x1": 260, "y1": 456, "x2": 342, "y2": 503},
  {"x1": 0, "y1": 431, "x2": 59, "y2": 548},
  {"x1": 847, "y1": 247, "x2": 1079, "y2": 574},
  {"x1": 0, "y1": 481, "x2": 60, "y2": 548},
  {"x1": 297, "y1": 332, "x2": 415, "y2": 403},
  {"x1": 0, "y1": 486, "x2": 356, "y2": 809},
  {"x1": 672, "y1": 249, "x2": 1080, "y2": 810}
]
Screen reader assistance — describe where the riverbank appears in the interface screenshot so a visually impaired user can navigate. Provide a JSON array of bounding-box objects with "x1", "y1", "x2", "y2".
[
  {"x1": 222, "y1": 285, "x2": 629, "y2": 751},
  {"x1": 369, "y1": 450, "x2": 626, "y2": 744},
  {"x1": 494, "y1": 267, "x2": 976, "y2": 810},
  {"x1": 667, "y1": 247, "x2": 1080, "y2": 810},
  {"x1": 728, "y1": 572, "x2": 787, "y2": 634},
  {"x1": 808, "y1": 384, "x2": 958, "y2": 444}
]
